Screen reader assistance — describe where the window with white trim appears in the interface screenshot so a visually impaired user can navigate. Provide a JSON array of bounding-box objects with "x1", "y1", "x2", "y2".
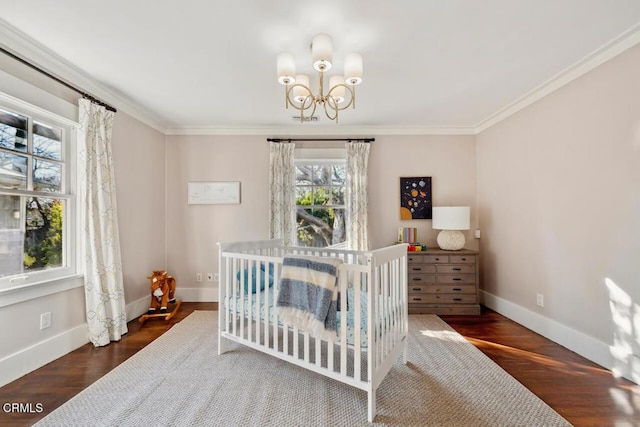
[
  {"x1": 0, "y1": 103, "x2": 77, "y2": 291},
  {"x1": 294, "y1": 159, "x2": 346, "y2": 247}
]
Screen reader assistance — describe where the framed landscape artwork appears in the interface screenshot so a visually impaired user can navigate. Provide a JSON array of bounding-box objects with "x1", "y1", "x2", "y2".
[{"x1": 399, "y1": 176, "x2": 432, "y2": 220}]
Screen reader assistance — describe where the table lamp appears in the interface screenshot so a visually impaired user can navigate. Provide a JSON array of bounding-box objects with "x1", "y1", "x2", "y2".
[{"x1": 432, "y1": 206, "x2": 470, "y2": 250}]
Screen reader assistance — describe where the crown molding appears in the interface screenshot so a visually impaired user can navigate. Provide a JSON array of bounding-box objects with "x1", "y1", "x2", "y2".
[
  {"x1": 165, "y1": 125, "x2": 477, "y2": 136},
  {"x1": 0, "y1": 20, "x2": 168, "y2": 134},
  {"x1": 474, "y1": 23, "x2": 640, "y2": 134}
]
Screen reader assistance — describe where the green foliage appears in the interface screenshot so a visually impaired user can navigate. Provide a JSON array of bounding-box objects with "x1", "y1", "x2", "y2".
[{"x1": 24, "y1": 198, "x2": 63, "y2": 270}]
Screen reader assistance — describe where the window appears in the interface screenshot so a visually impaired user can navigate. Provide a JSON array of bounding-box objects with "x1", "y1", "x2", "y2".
[
  {"x1": 294, "y1": 160, "x2": 346, "y2": 247},
  {"x1": 0, "y1": 103, "x2": 77, "y2": 292}
]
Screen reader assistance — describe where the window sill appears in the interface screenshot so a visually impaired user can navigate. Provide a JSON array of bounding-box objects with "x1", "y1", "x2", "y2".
[{"x1": 0, "y1": 274, "x2": 84, "y2": 308}]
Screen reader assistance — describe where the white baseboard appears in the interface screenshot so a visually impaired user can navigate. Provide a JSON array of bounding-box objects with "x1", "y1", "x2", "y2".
[
  {"x1": 0, "y1": 324, "x2": 88, "y2": 387},
  {"x1": 479, "y1": 290, "x2": 634, "y2": 382},
  {"x1": 126, "y1": 287, "x2": 218, "y2": 321}
]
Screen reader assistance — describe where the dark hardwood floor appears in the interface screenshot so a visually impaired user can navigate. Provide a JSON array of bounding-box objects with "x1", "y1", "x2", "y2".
[{"x1": 0, "y1": 303, "x2": 637, "y2": 426}]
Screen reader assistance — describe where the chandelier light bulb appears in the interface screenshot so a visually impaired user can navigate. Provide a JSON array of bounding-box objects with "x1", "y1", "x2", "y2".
[
  {"x1": 292, "y1": 74, "x2": 311, "y2": 103},
  {"x1": 344, "y1": 52, "x2": 363, "y2": 85},
  {"x1": 277, "y1": 52, "x2": 296, "y2": 85},
  {"x1": 329, "y1": 75, "x2": 346, "y2": 104},
  {"x1": 311, "y1": 34, "x2": 333, "y2": 72}
]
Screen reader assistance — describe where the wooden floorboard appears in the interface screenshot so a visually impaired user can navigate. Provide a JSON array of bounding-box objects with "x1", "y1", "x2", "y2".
[{"x1": 0, "y1": 303, "x2": 636, "y2": 426}]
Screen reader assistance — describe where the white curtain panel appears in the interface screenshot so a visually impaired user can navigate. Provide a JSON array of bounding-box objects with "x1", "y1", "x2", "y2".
[
  {"x1": 269, "y1": 141, "x2": 296, "y2": 246},
  {"x1": 78, "y1": 99, "x2": 127, "y2": 347},
  {"x1": 346, "y1": 142, "x2": 370, "y2": 251}
]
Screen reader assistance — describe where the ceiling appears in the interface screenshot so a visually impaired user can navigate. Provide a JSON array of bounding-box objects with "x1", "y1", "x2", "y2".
[{"x1": 1, "y1": 1, "x2": 639, "y2": 134}]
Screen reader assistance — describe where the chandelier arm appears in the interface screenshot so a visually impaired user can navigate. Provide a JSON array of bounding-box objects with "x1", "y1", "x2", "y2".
[
  {"x1": 326, "y1": 84, "x2": 356, "y2": 111},
  {"x1": 285, "y1": 83, "x2": 315, "y2": 112}
]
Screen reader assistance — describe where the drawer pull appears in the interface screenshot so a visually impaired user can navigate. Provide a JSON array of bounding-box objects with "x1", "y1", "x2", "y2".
[
  {"x1": 461, "y1": 258, "x2": 467, "y2": 261},
  {"x1": 453, "y1": 267, "x2": 462, "y2": 271},
  {"x1": 412, "y1": 287, "x2": 422, "y2": 291},
  {"x1": 411, "y1": 277, "x2": 423, "y2": 282},
  {"x1": 412, "y1": 297, "x2": 422, "y2": 302},
  {"x1": 412, "y1": 268, "x2": 422, "y2": 271},
  {"x1": 453, "y1": 278, "x2": 462, "y2": 281},
  {"x1": 453, "y1": 298, "x2": 462, "y2": 301},
  {"x1": 453, "y1": 288, "x2": 462, "y2": 291},
  {"x1": 434, "y1": 258, "x2": 440, "y2": 261}
]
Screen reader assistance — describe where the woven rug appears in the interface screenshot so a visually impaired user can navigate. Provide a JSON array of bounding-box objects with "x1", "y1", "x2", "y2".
[{"x1": 35, "y1": 311, "x2": 571, "y2": 426}]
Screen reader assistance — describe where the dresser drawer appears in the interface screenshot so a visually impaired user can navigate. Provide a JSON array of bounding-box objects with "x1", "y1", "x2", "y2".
[
  {"x1": 409, "y1": 294, "x2": 477, "y2": 304},
  {"x1": 437, "y1": 265, "x2": 475, "y2": 274},
  {"x1": 437, "y1": 274, "x2": 476, "y2": 284},
  {"x1": 408, "y1": 274, "x2": 436, "y2": 284},
  {"x1": 449, "y1": 255, "x2": 476, "y2": 264},
  {"x1": 408, "y1": 264, "x2": 436, "y2": 274},
  {"x1": 423, "y1": 255, "x2": 449, "y2": 264},
  {"x1": 409, "y1": 284, "x2": 475, "y2": 294}
]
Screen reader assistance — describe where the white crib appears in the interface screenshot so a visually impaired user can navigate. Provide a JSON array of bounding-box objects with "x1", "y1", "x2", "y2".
[{"x1": 217, "y1": 239, "x2": 409, "y2": 422}]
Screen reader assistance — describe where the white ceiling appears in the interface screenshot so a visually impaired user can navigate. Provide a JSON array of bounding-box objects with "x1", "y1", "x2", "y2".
[{"x1": 1, "y1": 0, "x2": 640, "y2": 134}]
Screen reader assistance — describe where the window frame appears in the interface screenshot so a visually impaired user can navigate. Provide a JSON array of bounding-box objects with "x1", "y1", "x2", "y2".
[
  {"x1": 294, "y1": 157, "x2": 347, "y2": 248},
  {"x1": 0, "y1": 93, "x2": 81, "y2": 300}
]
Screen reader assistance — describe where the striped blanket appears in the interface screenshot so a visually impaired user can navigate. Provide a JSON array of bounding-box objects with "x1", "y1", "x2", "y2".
[{"x1": 275, "y1": 254, "x2": 343, "y2": 341}]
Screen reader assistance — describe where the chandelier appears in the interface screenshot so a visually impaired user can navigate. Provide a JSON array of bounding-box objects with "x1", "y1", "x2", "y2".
[{"x1": 276, "y1": 34, "x2": 363, "y2": 123}]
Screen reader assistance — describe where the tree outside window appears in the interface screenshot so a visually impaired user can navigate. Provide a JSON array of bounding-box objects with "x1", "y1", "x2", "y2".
[
  {"x1": 295, "y1": 161, "x2": 346, "y2": 247},
  {"x1": 0, "y1": 108, "x2": 66, "y2": 280}
]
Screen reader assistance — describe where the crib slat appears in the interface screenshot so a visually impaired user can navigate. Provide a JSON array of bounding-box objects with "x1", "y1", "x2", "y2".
[{"x1": 353, "y1": 269, "x2": 361, "y2": 381}]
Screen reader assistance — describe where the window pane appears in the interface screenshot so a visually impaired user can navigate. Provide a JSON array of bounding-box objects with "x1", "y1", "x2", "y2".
[
  {"x1": 331, "y1": 164, "x2": 345, "y2": 185},
  {"x1": 313, "y1": 187, "x2": 331, "y2": 206},
  {"x1": 0, "y1": 109, "x2": 28, "y2": 152},
  {"x1": 296, "y1": 207, "x2": 346, "y2": 248},
  {"x1": 295, "y1": 187, "x2": 312, "y2": 206},
  {"x1": 0, "y1": 151, "x2": 28, "y2": 190},
  {"x1": 295, "y1": 165, "x2": 312, "y2": 185},
  {"x1": 0, "y1": 195, "x2": 65, "y2": 277},
  {"x1": 331, "y1": 187, "x2": 345, "y2": 205},
  {"x1": 314, "y1": 165, "x2": 330, "y2": 185},
  {"x1": 33, "y1": 159, "x2": 62, "y2": 192},
  {"x1": 24, "y1": 197, "x2": 64, "y2": 272},
  {"x1": 34, "y1": 121, "x2": 62, "y2": 161}
]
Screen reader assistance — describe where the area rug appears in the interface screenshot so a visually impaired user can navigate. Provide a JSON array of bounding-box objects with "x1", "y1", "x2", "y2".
[{"x1": 35, "y1": 311, "x2": 571, "y2": 426}]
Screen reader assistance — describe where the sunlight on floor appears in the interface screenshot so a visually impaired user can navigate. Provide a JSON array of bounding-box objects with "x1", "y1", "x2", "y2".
[{"x1": 420, "y1": 329, "x2": 467, "y2": 342}]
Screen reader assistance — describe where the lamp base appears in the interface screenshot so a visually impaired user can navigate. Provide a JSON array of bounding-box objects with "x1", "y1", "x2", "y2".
[{"x1": 436, "y1": 230, "x2": 466, "y2": 251}]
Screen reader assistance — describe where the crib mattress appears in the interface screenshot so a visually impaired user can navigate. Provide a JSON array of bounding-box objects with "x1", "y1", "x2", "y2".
[{"x1": 226, "y1": 287, "x2": 375, "y2": 348}]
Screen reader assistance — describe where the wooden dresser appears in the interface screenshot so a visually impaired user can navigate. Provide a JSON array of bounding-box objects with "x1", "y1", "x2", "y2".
[{"x1": 407, "y1": 248, "x2": 480, "y2": 315}]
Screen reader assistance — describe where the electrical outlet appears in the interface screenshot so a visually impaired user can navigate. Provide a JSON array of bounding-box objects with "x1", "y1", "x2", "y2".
[
  {"x1": 206, "y1": 273, "x2": 214, "y2": 282},
  {"x1": 196, "y1": 273, "x2": 203, "y2": 282},
  {"x1": 536, "y1": 293, "x2": 544, "y2": 307},
  {"x1": 213, "y1": 273, "x2": 219, "y2": 283},
  {"x1": 40, "y1": 312, "x2": 51, "y2": 330}
]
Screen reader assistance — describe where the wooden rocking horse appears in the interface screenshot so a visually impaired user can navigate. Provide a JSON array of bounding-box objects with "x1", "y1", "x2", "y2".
[{"x1": 138, "y1": 270, "x2": 182, "y2": 323}]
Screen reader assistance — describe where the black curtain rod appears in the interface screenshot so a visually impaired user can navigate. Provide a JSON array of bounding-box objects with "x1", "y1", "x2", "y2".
[
  {"x1": 267, "y1": 138, "x2": 374, "y2": 143},
  {"x1": 0, "y1": 46, "x2": 117, "y2": 113}
]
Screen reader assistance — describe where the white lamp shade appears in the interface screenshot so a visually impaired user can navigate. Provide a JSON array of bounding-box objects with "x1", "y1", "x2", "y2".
[
  {"x1": 292, "y1": 74, "x2": 311, "y2": 103},
  {"x1": 312, "y1": 34, "x2": 333, "y2": 71},
  {"x1": 277, "y1": 52, "x2": 296, "y2": 85},
  {"x1": 432, "y1": 207, "x2": 470, "y2": 230},
  {"x1": 329, "y1": 75, "x2": 346, "y2": 103},
  {"x1": 344, "y1": 52, "x2": 363, "y2": 85}
]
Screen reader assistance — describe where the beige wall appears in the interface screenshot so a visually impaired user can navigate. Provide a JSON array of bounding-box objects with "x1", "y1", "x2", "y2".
[
  {"x1": 164, "y1": 134, "x2": 479, "y2": 298},
  {"x1": 111, "y1": 112, "x2": 167, "y2": 306},
  {"x1": 476, "y1": 44, "x2": 640, "y2": 380},
  {"x1": 369, "y1": 135, "x2": 478, "y2": 250}
]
